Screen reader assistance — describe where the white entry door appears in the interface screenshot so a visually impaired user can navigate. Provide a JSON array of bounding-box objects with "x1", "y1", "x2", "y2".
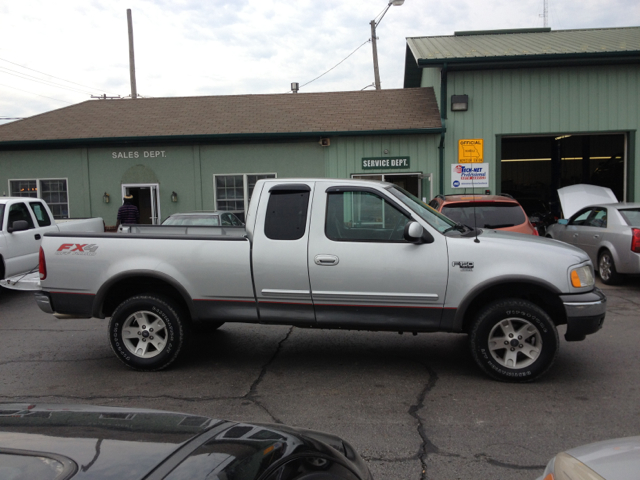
[{"x1": 121, "y1": 184, "x2": 161, "y2": 224}]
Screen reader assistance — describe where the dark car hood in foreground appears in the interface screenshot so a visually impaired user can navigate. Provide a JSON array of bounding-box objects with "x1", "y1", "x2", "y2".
[{"x1": 0, "y1": 403, "x2": 371, "y2": 480}]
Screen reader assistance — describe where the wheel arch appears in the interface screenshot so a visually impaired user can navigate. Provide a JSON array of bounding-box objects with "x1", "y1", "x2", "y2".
[
  {"x1": 596, "y1": 243, "x2": 618, "y2": 271},
  {"x1": 94, "y1": 270, "x2": 194, "y2": 320},
  {"x1": 0, "y1": 254, "x2": 5, "y2": 280},
  {"x1": 455, "y1": 278, "x2": 566, "y2": 333}
]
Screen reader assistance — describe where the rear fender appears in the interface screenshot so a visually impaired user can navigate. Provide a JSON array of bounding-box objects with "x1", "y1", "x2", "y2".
[{"x1": 94, "y1": 270, "x2": 195, "y2": 319}]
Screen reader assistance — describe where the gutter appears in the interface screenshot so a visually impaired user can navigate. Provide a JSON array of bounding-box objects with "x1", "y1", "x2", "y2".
[
  {"x1": 438, "y1": 63, "x2": 448, "y2": 194},
  {"x1": 0, "y1": 127, "x2": 445, "y2": 151}
]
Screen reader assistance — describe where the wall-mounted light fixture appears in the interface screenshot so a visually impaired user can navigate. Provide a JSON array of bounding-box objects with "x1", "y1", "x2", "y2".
[
  {"x1": 451, "y1": 94, "x2": 469, "y2": 112},
  {"x1": 171, "y1": 191, "x2": 178, "y2": 202},
  {"x1": 319, "y1": 138, "x2": 330, "y2": 147},
  {"x1": 103, "y1": 192, "x2": 110, "y2": 203}
]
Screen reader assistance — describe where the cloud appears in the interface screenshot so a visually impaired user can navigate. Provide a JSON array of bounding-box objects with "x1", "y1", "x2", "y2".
[{"x1": 0, "y1": 0, "x2": 637, "y2": 124}]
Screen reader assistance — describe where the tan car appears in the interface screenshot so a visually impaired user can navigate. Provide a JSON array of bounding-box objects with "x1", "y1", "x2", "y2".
[{"x1": 428, "y1": 194, "x2": 539, "y2": 235}]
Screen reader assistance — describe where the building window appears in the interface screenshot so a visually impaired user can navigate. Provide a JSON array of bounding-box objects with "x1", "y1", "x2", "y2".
[
  {"x1": 214, "y1": 174, "x2": 276, "y2": 222},
  {"x1": 9, "y1": 179, "x2": 69, "y2": 219}
]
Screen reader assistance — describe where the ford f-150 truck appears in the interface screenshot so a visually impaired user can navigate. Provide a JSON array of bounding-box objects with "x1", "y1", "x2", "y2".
[
  {"x1": 34, "y1": 179, "x2": 606, "y2": 382},
  {"x1": 0, "y1": 197, "x2": 104, "y2": 284}
]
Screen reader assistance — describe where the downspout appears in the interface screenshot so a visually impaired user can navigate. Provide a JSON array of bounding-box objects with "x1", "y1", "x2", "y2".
[{"x1": 438, "y1": 63, "x2": 448, "y2": 194}]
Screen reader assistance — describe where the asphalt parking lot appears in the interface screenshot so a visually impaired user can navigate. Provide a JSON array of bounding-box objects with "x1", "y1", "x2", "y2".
[{"x1": 1, "y1": 278, "x2": 639, "y2": 480}]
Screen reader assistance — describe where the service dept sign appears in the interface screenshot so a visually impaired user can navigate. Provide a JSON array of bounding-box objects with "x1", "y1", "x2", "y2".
[
  {"x1": 362, "y1": 156, "x2": 410, "y2": 170},
  {"x1": 451, "y1": 163, "x2": 489, "y2": 188}
]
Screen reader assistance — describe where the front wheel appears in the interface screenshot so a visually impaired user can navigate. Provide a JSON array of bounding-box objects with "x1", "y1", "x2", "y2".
[
  {"x1": 109, "y1": 295, "x2": 188, "y2": 371},
  {"x1": 469, "y1": 299, "x2": 559, "y2": 382},
  {"x1": 598, "y1": 249, "x2": 623, "y2": 285}
]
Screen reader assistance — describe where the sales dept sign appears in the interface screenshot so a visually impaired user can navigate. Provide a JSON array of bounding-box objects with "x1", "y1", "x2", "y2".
[
  {"x1": 451, "y1": 163, "x2": 489, "y2": 188},
  {"x1": 362, "y1": 156, "x2": 410, "y2": 170}
]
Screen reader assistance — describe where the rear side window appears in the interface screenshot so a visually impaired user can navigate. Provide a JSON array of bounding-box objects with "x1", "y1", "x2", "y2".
[
  {"x1": 619, "y1": 208, "x2": 640, "y2": 227},
  {"x1": 441, "y1": 202, "x2": 525, "y2": 229},
  {"x1": 264, "y1": 190, "x2": 310, "y2": 240},
  {"x1": 29, "y1": 202, "x2": 52, "y2": 227},
  {"x1": 8, "y1": 202, "x2": 35, "y2": 229}
]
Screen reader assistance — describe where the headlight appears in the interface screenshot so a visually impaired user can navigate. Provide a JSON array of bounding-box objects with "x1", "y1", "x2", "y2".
[
  {"x1": 542, "y1": 452, "x2": 605, "y2": 480},
  {"x1": 570, "y1": 265, "x2": 594, "y2": 288}
]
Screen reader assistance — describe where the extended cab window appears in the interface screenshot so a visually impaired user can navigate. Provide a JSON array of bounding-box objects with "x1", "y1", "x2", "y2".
[
  {"x1": 29, "y1": 202, "x2": 53, "y2": 227},
  {"x1": 325, "y1": 189, "x2": 409, "y2": 242},
  {"x1": 8, "y1": 202, "x2": 35, "y2": 230},
  {"x1": 264, "y1": 187, "x2": 310, "y2": 240}
]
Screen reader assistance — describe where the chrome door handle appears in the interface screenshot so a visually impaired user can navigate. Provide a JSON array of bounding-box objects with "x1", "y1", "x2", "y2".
[{"x1": 314, "y1": 254, "x2": 339, "y2": 266}]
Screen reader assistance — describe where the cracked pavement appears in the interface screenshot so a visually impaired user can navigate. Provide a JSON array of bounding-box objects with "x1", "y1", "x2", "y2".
[{"x1": 1, "y1": 277, "x2": 639, "y2": 480}]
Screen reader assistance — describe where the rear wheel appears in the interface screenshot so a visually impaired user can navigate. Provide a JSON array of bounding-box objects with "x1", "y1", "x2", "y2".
[
  {"x1": 109, "y1": 294, "x2": 187, "y2": 371},
  {"x1": 469, "y1": 299, "x2": 559, "y2": 382},
  {"x1": 598, "y1": 249, "x2": 622, "y2": 285}
]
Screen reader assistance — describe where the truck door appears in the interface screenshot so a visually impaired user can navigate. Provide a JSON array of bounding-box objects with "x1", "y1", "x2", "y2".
[
  {"x1": 251, "y1": 182, "x2": 316, "y2": 324},
  {"x1": 3, "y1": 201, "x2": 55, "y2": 277},
  {"x1": 307, "y1": 183, "x2": 448, "y2": 331}
]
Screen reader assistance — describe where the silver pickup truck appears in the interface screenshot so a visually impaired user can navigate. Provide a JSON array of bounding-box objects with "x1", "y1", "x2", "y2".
[{"x1": 35, "y1": 179, "x2": 606, "y2": 382}]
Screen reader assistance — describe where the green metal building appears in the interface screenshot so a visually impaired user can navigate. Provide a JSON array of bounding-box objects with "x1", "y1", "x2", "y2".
[{"x1": 404, "y1": 26, "x2": 640, "y2": 205}]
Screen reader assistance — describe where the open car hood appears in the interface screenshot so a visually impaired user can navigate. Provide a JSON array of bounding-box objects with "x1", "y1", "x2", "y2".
[{"x1": 558, "y1": 184, "x2": 618, "y2": 219}]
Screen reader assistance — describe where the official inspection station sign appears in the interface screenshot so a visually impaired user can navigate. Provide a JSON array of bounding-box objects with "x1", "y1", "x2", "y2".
[
  {"x1": 451, "y1": 163, "x2": 490, "y2": 188},
  {"x1": 362, "y1": 156, "x2": 410, "y2": 170},
  {"x1": 458, "y1": 139, "x2": 483, "y2": 163}
]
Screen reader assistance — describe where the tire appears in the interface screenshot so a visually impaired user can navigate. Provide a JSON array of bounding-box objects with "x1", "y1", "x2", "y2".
[
  {"x1": 108, "y1": 295, "x2": 188, "y2": 371},
  {"x1": 598, "y1": 249, "x2": 623, "y2": 285},
  {"x1": 469, "y1": 299, "x2": 559, "y2": 382}
]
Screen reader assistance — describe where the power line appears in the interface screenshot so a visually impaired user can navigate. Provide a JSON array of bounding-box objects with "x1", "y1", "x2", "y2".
[
  {"x1": 0, "y1": 82, "x2": 73, "y2": 104},
  {"x1": 297, "y1": 39, "x2": 371, "y2": 90},
  {"x1": 0, "y1": 56, "x2": 109, "y2": 93},
  {"x1": 0, "y1": 66, "x2": 96, "y2": 95}
]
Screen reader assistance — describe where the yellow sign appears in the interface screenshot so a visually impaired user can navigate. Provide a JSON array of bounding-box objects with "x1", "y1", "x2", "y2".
[{"x1": 458, "y1": 139, "x2": 483, "y2": 163}]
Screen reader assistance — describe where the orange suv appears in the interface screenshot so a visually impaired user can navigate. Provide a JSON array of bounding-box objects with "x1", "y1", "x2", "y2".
[{"x1": 428, "y1": 194, "x2": 539, "y2": 235}]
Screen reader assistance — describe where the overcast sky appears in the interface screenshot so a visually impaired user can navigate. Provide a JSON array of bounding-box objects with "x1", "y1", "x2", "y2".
[{"x1": 1, "y1": 0, "x2": 637, "y2": 125}]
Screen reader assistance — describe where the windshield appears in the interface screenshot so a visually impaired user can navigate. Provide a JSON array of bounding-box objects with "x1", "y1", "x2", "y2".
[
  {"x1": 619, "y1": 208, "x2": 640, "y2": 227},
  {"x1": 441, "y1": 203, "x2": 526, "y2": 229},
  {"x1": 387, "y1": 186, "x2": 457, "y2": 233},
  {"x1": 0, "y1": 204, "x2": 4, "y2": 230}
]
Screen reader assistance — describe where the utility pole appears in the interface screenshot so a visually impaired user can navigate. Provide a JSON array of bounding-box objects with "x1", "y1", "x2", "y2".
[
  {"x1": 370, "y1": 20, "x2": 381, "y2": 90},
  {"x1": 370, "y1": 1, "x2": 404, "y2": 91},
  {"x1": 127, "y1": 9, "x2": 138, "y2": 100}
]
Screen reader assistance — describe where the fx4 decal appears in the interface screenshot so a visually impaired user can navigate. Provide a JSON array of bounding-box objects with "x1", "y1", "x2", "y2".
[{"x1": 56, "y1": 243, "x2": 99, "y2": 256}]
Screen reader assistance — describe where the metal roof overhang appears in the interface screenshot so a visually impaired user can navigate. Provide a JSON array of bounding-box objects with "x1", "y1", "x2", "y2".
[
  {"x1": 416, "y1": 51, "x2": 640, "y2": 71},
  {"x1": 0, "y1": 127, "x2": 445, "y2": 151}
]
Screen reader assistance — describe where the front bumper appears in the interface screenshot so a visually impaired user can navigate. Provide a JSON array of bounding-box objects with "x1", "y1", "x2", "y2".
[{"x1": 560, "y1": 287, "x2": 606, "y2": 341}]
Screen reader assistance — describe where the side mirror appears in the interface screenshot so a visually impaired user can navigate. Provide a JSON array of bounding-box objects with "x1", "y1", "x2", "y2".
[
  {"x1": 403, "y1": 221, "x2": 434, "y2": 244},
  {"x1": 7, "y1": 220, "x2": 29, "y2": 233}
]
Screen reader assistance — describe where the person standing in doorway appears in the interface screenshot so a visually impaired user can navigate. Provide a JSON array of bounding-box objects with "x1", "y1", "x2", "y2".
[{"x1": 115, "y1": 194, "x2": 139, "y2": 229}]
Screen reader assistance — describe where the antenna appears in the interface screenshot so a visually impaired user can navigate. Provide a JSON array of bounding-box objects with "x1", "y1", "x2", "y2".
[
  {"x1": 540, "y1": 0, "x2": 548, "y2": 28},
  {"x1": 471, "y1": 166, "x2": 479, "y2": 243}
]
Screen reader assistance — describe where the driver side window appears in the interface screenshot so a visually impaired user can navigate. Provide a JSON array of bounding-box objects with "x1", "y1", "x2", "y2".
[
  {"x1": 569, "y1": 209, "x2": 592, "y2": 226},
  {"x1": 325, "y1": 190, "x2": 409, "y2": 242}
]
